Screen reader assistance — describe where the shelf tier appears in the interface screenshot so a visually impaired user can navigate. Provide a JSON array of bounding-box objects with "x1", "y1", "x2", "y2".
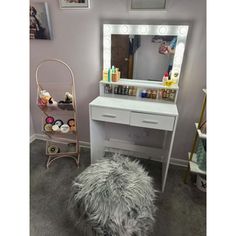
[
  {"x1": 195, "y1": 123, "x2": 207, "y2": 139},
  {"x1": 100, "y1": 79, "x2": 179, "y2": 90},
  {"x1": 188, "y1": 152, "x2": 206, "y2": 175},
  {"x1": 102, "y1": 93, "x2": 175, "y2": 104},
  {"x1": 37, "y1": 103, "x2": 75, "y2": 113},
  {"x1": 46, "y1": 141, "x2": 80, "y2": 168}
]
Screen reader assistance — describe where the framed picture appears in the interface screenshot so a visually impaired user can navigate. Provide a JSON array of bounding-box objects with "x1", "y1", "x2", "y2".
[
  {"x1": 59, "y1": 0, "x2": 90, "y2": 9},
  {"x1": 30, "y1": 2, "x2": 52, "y2": 40},
  {"x1": 129, "y1": 0, "x2": 166, "y2": 11}
]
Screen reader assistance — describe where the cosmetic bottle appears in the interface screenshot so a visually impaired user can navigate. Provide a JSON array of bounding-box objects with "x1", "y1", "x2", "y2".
[
  {"x1": 162, "y1": 72, "x2": 169, "y2": 85},
  {"x1": 103, "y1": 69, "x2": 108, "y2": 81},
  {"x1": 132, "y1": 87, "x2": 137, "y2": 96},
  {"x1": 117, "y1": 85, "x2": 122, "y2": 94},
  {"x1": 114, "y1": 86, "x2": 118, "y2": 94},
  {"x1": 129, "y1": 87, "x2": 133, "y2": 96},
  {"x1": 111, "y1": 66, "x2": 116, "y2": 82},
  {"x1": 124, "y1": 86, "x2": 129, "y2": 95},
  {"x1": 104, "y1": 85, "x2": 109, "y2": 94},
  {"x1": 108, "y1": 68, "x2": 111, "y2": 82}
]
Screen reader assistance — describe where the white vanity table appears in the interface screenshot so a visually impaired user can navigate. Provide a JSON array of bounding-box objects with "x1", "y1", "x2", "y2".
[
  {"x1": 89, "y1": 24, "x2": 188, "y2": 192},
  {"x1": 89, "y1": 80, "x2": 178, "y2": 192}
]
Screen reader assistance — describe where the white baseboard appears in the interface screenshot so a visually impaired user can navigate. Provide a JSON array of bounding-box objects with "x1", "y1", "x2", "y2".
[
  {"x1": 30, "y1": 133, "x2": 187, "y2": 167},
  {"x1": 170, "y1": 158, "x2": 188, "y2": 167},
  {"x1": 30, "y1": 133, "x2": 37, "y2": 143}
]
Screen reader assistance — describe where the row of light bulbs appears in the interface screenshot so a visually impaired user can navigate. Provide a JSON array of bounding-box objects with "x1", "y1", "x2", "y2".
[{"x1": 104, "y1": 24, "x2": 188, "y2": 36}]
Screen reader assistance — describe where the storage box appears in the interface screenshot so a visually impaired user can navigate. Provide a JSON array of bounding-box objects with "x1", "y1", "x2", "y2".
[{"x1": 196, "y1": 174, "x2": 206, "y2": 192}]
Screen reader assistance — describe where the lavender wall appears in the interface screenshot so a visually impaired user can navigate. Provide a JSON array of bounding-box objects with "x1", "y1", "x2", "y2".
[{"x1": 30, "y1": 0, "x2": 206, "y2": 161}]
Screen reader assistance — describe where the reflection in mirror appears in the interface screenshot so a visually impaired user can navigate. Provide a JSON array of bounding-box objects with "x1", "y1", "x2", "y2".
[
  {"x1": 103, "y1": 24, "x2": 189, "y2": 85},
  {"x1": 111, "y1": 34, "x2": 177, "y2": 81}
]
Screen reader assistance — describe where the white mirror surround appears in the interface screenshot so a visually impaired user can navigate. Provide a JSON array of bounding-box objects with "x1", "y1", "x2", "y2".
[{"x1": 103, "y1": 24, "x2": 189, "y2": 84}]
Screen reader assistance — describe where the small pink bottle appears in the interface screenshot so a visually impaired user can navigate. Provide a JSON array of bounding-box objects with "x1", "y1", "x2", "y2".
[{"x1": 162, "y1": 72, "x2": 169, "y2": 85}]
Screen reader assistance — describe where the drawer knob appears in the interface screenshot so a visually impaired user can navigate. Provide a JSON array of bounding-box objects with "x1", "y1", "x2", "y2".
[
  {"x1": 142, "y1": 120, "x2": 158, "y2": 124},
  {"x1": 102, "y1": 114, "x2": 117, "y2": 118}
]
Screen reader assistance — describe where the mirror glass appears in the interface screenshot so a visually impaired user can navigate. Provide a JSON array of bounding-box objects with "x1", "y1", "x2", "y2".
[{"x1": 103, "y1": 24, "x2": 189, "y2": 84}]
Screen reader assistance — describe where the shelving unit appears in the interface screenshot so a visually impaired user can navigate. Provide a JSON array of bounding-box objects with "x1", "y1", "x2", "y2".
[
  {"x1": 36, "y1": 59, "x2": 80, "y2": 168},
  {"x1": 100, "y1": 79, "x2": 179, "y2": 104},
  {"x1": 184, "y1": 89, "x2": 207, "y2": 186}
]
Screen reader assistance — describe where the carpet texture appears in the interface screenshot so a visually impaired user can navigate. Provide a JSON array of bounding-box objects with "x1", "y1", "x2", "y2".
[
  {"x1": 30, "y1": 139, "x2": 206, "y2": 236},
  {"x1": 68, "y1": 154, "x2": 156, "y2": 236}
]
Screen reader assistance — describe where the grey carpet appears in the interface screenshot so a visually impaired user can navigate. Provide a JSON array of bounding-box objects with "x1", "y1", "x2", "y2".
[{"x1": 30, "y1": 139, "x2": 206, "y2": 236}]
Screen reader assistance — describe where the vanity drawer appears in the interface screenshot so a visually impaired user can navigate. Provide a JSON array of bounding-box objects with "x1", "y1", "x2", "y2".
[
  {"x1": 130, "y1": 112, "x2": 175, "y2": 131},
  {"x1": 91, "y1": 106, "x2": 130, "y2": 125}
]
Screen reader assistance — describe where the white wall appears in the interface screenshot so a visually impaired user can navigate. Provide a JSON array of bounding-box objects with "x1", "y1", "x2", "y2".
[{"x1": 30, "y1": 0, "x2": 206, "y2": 161}]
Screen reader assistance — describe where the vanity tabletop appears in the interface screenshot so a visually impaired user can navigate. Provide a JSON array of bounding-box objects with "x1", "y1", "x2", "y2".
[{"x1": 89, "y1": 96, "x2": 178, "y2": 117}]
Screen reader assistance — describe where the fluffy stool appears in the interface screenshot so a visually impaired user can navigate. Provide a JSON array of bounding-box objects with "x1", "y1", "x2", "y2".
[{"x1": 68, "y1": 154, "x2": 157, "y2": 236}]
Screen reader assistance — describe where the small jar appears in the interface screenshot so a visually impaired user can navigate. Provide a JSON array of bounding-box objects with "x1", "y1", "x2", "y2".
[
  {"x1": 129, "y1": 87, "x2": 133, "y2": 96},
  {"x1": 141, "y1": 90, "x2": 147, "y2": 98},
  {"x1": 151, "y1": 90, "x2": 157, "y2": 99},
  {"x1": 147, "y1": 90, "x2": 152, "y2": 98},
  {"x1": 162, "y1": 90, "x2": 167, "y2": 98},
  {"x1": 132, "y1": 87, "x2": 137, "y2": 96}
]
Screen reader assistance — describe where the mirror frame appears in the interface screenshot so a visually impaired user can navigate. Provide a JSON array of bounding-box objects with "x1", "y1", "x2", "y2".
[{"x1": 103, "y1": 24, "x2": 189, "y2": 84}]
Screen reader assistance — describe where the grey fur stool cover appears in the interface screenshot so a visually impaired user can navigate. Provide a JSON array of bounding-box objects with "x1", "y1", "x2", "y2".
[{"x1": 68, "y1": 154, "x2": 157, "y2": 236}]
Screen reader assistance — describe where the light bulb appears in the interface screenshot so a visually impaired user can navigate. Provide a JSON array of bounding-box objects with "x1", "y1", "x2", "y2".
[
  {"x1": 158, "y1": 26, "x2": 168, "y2": 35},
  {"x1": 178, "y1": 26, "x2": 188, "y2": 36}
]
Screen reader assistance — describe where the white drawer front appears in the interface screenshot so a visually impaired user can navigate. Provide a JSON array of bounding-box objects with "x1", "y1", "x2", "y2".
[
  {"x1": 91, "y1": 106, "x2": 130, "y2": 125},
  {"x1": 130, "y1": 112, "x2": 175, "y2": 131}
]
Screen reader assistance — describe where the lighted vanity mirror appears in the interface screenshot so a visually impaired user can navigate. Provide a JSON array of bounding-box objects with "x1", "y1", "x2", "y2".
[{"x1": 103, "y1": 24, "x2": 189, "y2": 84}]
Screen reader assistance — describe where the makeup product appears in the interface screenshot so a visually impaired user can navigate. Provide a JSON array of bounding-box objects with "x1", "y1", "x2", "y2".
[
  {"x1": 67, "y1": 118, "x2": 76, "y2": 132},
  {"x1": 147, "y1": 90, "x2": 152, "y2": 98},
  {"x1": 45, "y1": 116, "x2": 54, "y2": 124},
  {"x1": 141, "y1": 90, "x2": 147, "y2": 98},
  {"x1": 169, "y1": 90, "x2": 175, "y2": 100},
  {"x1": 151, "y1": 90, "x2": 157, "y2": 99},
  {"x1": 47, "y1": 145, "x2": 60, "y2": 154},
  {"x1": 54, "y1": 119, "x2": 63, "y2": 127},
  {"x1": 117, "y1": 85, "x2": 121, "y2": 94},
  {"x1": 52, "y1": 124, "x2": 60, "y2": 132},
  {"x1": 132, "y1": 87, "x2": 137, "y2": 96},
  {"x1": 103, "y1": 69, "x2": 108, "y2": 81},
  {"x1": 112, "y1": 68, "x2": 120, "y2": 82},
  {"x1": 44, "y1": 123, "x2": 53, "y2": 132},
  {"x1": 129, "y1": 87, "x2": 133, "y2": 96},
  {"x1": 125, "y1": 86, "x2": 129, "y2": 95},
  {"x1": 162, "y1": 89, "x2": 167, "y2": 98},
  {"x1": 162, "y1": 72, "x2": 169, "y2": 85},
  {"x1": 67, "y1": 119, "x2": 75, "y2": 127},
  {"x1": 60, "y1": 124, "x2": 70, "y2": 133},
  {"x1": 108, "y1": 85, "x2": 113, "y2": 93},
  {"x1": 104, "y1": 84, "x2": 109, "y2": 94},
  {"x1": 108, "y1": 68, "x2": 111, "y2": 82}
]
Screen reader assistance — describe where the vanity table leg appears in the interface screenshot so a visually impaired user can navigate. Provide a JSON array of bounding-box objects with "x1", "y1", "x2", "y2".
[
  {"x1": 89, "y1": 119, "x2": 106, "y2": 164},
  {"x1": 162, "y1": 131, "x2": 168, "y2": 149},
  {"x1": 161, "y1": 116, "x2": 178, "y2": 192}
]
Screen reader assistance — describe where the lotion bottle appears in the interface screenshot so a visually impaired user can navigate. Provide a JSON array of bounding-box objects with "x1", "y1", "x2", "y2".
[{"x1": 162, "y1": 72, "x2": 169, "y2": 85}]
